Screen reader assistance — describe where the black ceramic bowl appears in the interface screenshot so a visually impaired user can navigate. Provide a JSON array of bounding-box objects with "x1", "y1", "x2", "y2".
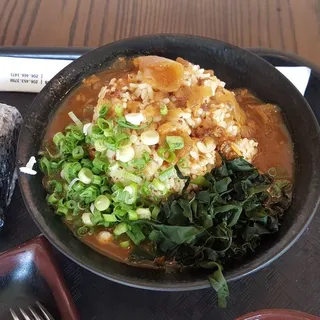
[{"x1": 17, "y1": 35, "x2": 320, "y2": 290}]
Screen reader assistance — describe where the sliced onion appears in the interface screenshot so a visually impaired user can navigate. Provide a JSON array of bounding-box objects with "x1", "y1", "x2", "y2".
[
  {"x1": 68, "y1": 111, "x2": 83, "y2": 128},
  {"x1": 83, "y1": 123, "x2": 93, "y2": 135},
  {"x1": 68, "y1": 178, "x2": 80, "y2": 189}
]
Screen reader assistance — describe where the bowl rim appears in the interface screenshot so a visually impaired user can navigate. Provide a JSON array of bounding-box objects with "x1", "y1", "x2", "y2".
[
  {"x1": 17, "y1": 34, "x2": 320, "y2": 290},
  {"x1": 235, "y1": 308, "x2": 320, "y2": 320}
]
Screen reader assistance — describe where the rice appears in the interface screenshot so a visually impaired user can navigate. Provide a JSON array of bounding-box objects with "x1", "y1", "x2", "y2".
[{"x1": 93, "y1": 56, "x2": 258, "y2": 198}]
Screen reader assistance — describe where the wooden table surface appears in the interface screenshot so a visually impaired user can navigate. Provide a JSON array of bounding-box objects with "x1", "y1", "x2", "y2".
[{"x1": 0, "y1": 0, "x2": 319, "y2": 65}]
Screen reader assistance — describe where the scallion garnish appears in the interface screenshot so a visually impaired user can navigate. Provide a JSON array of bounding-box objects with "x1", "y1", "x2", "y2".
[
  {"x1": 160, "y1": 104, "x2": 168, "y2": 115},
  {"x1": 79, "y1": 185, "x2": 100, "y2": 204},
  {"x1": 120, "y1": 241, "x2": 130, "y2": 248},
  {"x1": 115, "y1": 105, "x2": 123, "y2": 116},
  {"x1": 166, "y1": 136, "x2": 184, "y2": 150},
  {"x1": 113, "y1": 222, "x2": 128, "y2": 235},
  {"x1": 116, "y1": 117, "x2": 152, "y2": 130},
  {"x1": 103, "y1": 213, "x2": 118, "y2": 222},
  {"x1": 68, "y1": 111, "x2": 83, "y2": 128},
  {"x1": 157, "y1": 147, "x2": 176, "y2": 163},
  {"x1": 159, "y1": 166, "x2": 176, "y2": 181},
  {"x1": 99, "y1": 104, "x2": 109, "y2": 118},
  {"x1": 72, "y1": 146, "x2": 85, "y2": 160},
  {"x1": 94, "y1": 195, "x2": 111, "y2": 211},
  {"x1": 78, "y1": 168, "x2": 94, "y2": 184},
  {"x1": 53, "y1": 132, "x2": 64, "y2": 146},
  {"x1": 47, "y1": 193, "x2": 59, "y2": 204}
]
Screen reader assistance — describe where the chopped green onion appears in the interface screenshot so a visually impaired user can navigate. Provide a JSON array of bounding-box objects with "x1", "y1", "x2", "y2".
[
  {"x1": 142, "y1": 151, "x2": 151, "y2": 162},
  {"x1": 160, "y1": 104, "x2": 168, "y2": 115},
  {"x1": 115, "y1": 104, "x2": 123, "y2": 116},
  {"x1": 92, "y1": 158, "x2": 107, "y2": 172},
  {"x1": 82, "y1": 212, "x2": 94, "y2": 226},
  {"x1": 157, "y1": 147, "x2": 176, "y2": 163},
  {"x1": 151, "y1": 178, "x2": 166, "y2": 191},
  {"x1": 57, "y1": 205, "x2": 68, "y2": 215},
  {"x1": 73, "y1": 181, "x2": 85, "y2": 192},
  {"x1": 79, "y1": 185, "x2": 100, "y2": 204},
  {"x1": 43, "y1": 147, "x2": 61, "y2": 160},
  {"x1": 81, "y1": 158, "x2": 93, "y2": 168},
  {"x1": 72, "y1": 207, "x2": 81, "y2": 216},
  {"x1": 61, "y1": 162, "x2": 82, "y2": 182},
  {"x1": 91, "y1": 125, "x2": 105, "y2": 139},
  {"x1": 72, "y1": 146, "x2": 85, "y2": 160},
  {"x1": 178, "y1": 157, "x2": 189, "y2": 168},
  {"x1": 113, "y1": 183, "x2": 138, "y2": 205},
  {"x1": 77, "y1": 226, "x2": 90, "y2": 237},
  {"x1": 39, "y1": 157, "x2": 51, "y2": 175},
  {"x1": 122, "y1": 171, "x2": 143, "y2": 184},
  {"x1": 111, "y1": 182, "x2": 123, "y2": 192},
  {"x1": 53, "y1": 132, "x2": 64, "y2": 146},
  {"x1": 116, "y1": 117, "x2": 152, "y2": 130},
  {"x1": 130, "y1": 135, "x2": 138, "y2": 143},
  {"x1": 128, "y1": 210, "x2": 138, "y2": 221},
  {"x1": 47, "y1": 180, "x2": 63, "y2": 193},
  {"x1": 91, "y1": 210, "x2": 103, "y2": 224},
  {"x1": 159, "y1": 166, "x2": 176, "y2": 181},
  {"x1": 91, "y1": 167, "x2": 100, "y2": 175},
  {"x1": 136, "y1": 208, "x2": 151, "y2": 220},
  {"x1": 191, "y1": 176, "x2": 211, "y2": 187},
  {"x1": 66, "y1": 200, "x2": 77, "y2": 209},
  {"x1": 114, "y1": 222, "x2": 128, "y2": 235},
  {"x1": 97, "y1": 118, "x2": 113, "y2": 131},
  {"x1": 100, "y1": 185, "x2": 111, "y2": 194},
  {"x1": 94, "y1": 195, "x2": 111, "y2": 211},
  {"x1": 115, "y1": 133, "x2": 131, "y2": 149},
  {"x1": 78, "y1": 168, "x2": 94, "y2": 184},
  {"x1": 141, "y1": 182, "x2": 151, "y2": 196},
  {"x1": 65, "y1": 124, "x2": 84, "y2": 141},
  {"x1": 103, "y1": 213, "x2": 118, "y2": 222},
  {"x1": 268, "y1": 167, "x2": 277, "y2": 177},
  {"x1": 94, "y1": 139, "x2": 108, "y2": 152},
  {"x1": 114, "y1": 208, "x2": 127, "y2": 217},
  {"x1": 47, "y1": 193, "x2": 59, "y2": 204},
  {"x1": 92, "y1": 175, "x2": 103, "y2": 185},
  {"x1": 77, "y1": 200, "x2": 88, "y2": 210},
  {"x1": 68, "y1": 111, "x2": 83, "y2": 128},
  {"x1": 120, "y1": 241, "x2": 130, "y2": 248},
  {"x1": 103, "y1": 129, "x2": 113, "y2": 138},
  {"x1": 126, "y1": 225, "x2": 145, "y2": 245},
  {"x1": 151, "y1": 206, "x2": 160, "y2": 219},
  {"x1": 50, "y1": 161, "x2": 62, "y2": 171},
  {"x1": 99, "y1": 104, "x2": 109, "y2": 118},
  {"x1": 166, "y1": 136, "x2": 184, "y2": 150},
  {"x1": 129, "y1": 158, "x2": 147, "y2": 170}
]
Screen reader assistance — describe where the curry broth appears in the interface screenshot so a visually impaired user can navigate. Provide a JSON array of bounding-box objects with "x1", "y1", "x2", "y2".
[
  {"x1": 43, "y1": 66, "x2": 294, "y2": 265},
  {"x1": 234, "y1": 89, "x2": 294, "y2": 180}
]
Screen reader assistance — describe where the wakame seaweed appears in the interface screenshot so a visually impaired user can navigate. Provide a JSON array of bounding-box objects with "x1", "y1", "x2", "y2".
[{"x1": 133, "y1": 157, "x2": 292, "y2": 307}]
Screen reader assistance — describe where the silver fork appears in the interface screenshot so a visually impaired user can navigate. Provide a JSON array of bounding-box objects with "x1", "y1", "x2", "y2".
[{"x1": 9, "y1": 301, "x2": 54, "y2": 320}]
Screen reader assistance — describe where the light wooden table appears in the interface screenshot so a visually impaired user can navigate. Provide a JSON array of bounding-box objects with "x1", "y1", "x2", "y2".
[{"x1": 0, "y1": 0, "x2": 319, "y2": 65}]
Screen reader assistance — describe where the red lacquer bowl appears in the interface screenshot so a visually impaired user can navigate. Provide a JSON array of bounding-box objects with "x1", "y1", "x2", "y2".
[{"x1": 236, "y1": 309, "x2": 319, "y2": 320}]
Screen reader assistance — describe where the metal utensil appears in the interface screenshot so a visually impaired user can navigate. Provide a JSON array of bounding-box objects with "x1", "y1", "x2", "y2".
[{"x1": 10, "y1": 301, "x2": 54, "y2": 320}]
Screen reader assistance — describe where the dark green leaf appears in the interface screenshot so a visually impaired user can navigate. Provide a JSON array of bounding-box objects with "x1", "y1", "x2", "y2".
[
  {"x1": 226, "y1": 157, "x2": 253, "y2": 172},
  {"x1": 200, "y1": 262, "x2": 229, "y2": 308},
  {"x1": 214, "y1": 177, "x2": 232, "y2": 193}
]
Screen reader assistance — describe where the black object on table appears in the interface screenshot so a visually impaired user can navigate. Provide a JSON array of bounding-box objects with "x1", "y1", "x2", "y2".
[{"x1": 0, "y1": 47, "x2": 319, "y2": 320}]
